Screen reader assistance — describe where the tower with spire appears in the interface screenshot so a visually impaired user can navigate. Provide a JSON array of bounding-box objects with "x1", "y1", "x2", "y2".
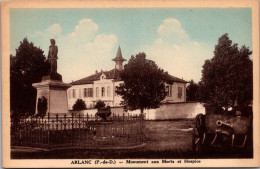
[{"x1": 112, "y1": 46, "x2": 126, "y2": 71}]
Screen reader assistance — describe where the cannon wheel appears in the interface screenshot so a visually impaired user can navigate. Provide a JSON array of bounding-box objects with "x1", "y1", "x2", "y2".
[
  {"x1": 192, "y1": 114, "x2": 206, "y2": 155},
  {"x1": 192, "y1": 133, "x2": 203, "y2": 155},
  {"x1": 242, "y1": 115, "x2": 253, "y2": 154}
]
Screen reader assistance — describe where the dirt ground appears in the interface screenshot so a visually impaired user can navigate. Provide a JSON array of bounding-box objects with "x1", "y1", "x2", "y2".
[
  {"x1": 141, "y1": 120, "x2": 194, "y2": 156},
  {"x1": 11, "y1": 119, "x2": 195, "y2": 159},
  {"x1": 11, "y1": 119, "x2": 252, "y2": 159}
]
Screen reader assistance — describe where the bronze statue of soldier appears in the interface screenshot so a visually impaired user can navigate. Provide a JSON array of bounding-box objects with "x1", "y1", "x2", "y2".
[
  {"x1": 45, "y1": 39, "x2": 62, "y2": 81},
  {"x1": 48, "y1": 39, "x2": 58, "y2": 73}
]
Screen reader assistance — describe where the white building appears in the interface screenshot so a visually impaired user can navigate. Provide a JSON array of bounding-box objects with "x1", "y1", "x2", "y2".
[{"x1": 67, "y1": 47, "x2": 187, "y2": 110}]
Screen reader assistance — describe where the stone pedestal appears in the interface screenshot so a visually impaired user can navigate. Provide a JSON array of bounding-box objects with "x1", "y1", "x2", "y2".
[{"x1": 32, "y1": 76, "x2": 71, "y2": 115}]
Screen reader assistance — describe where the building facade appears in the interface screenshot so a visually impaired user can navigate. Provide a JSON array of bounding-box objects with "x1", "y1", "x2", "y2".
[{"x1": 67, "y1": 47, "x2": 187, "y2": 110}]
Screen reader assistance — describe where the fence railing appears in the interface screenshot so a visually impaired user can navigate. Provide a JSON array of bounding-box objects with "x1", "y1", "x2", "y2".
[{"x1": 11, "y1": 113, "x2": 144, "y2": 149}]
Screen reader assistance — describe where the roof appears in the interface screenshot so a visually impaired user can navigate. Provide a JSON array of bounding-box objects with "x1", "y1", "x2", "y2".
[
  {"x1": 112, "y1": 46, "x2": 126, "y2": 62},
  {"x1": 72, "y1": 69, "x2": 187, "y2": 85},
  {"x1": 167, "y1": 74, "x2": 188, "y2": 83},
  {"x1": 71, "y1": 69, "x2": 122, "y2": 85}
]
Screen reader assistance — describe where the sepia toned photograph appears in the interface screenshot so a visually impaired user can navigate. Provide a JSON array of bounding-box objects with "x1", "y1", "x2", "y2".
[{"x1": 1, "y1": 0, "x2": 260, "y2": 168}]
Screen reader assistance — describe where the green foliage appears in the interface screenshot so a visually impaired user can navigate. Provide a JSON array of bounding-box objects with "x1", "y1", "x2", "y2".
[
  {"x1": 94, "y1": 100, "x2": 106, "y2": 109},
  {"x1": 10, "y1": 38, "x2": 50, "y2": 118},
  {"x1": 37, "y1": 96, "x2": 48, "y2": 117},
  {"x1": 199, "y1": 33, "x2": 252, "y2": 109},
  {"x1": 116, "y1": 52, "x2": 168, "y2": 113},
  {"x1": 186, "y1": 80, "x2": 199, "y2": 101},
  {"x1": 72, "y1": 99, "x2": 87, "y2": 111}
]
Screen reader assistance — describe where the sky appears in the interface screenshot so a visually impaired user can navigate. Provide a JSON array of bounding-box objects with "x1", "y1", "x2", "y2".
[{"x1": 10, "y1": 8, "x2": 252, "y2": 83}]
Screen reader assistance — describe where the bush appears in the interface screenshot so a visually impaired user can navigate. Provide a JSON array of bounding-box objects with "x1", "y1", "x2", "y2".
[
  {"x1": 94, "y1": 100, "x2": 106, "y2": 109},
  {"x1": 73, "y1": 99, "x2": 86, "y2": 111}
]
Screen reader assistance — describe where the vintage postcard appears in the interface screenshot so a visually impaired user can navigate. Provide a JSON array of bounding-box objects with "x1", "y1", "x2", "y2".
[{"x1": 1, "y1": 0, "x2": 260, "y2": 168}]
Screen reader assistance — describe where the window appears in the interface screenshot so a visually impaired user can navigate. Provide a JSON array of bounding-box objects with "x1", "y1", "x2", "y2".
[
  {"x1": 88, "y1": 88, "x2": 93, "y2": 97},
  {"x1": 107, "y1": 86, "x2": 111, "y2": 97},
  {"x1": 84, "y1": 88, "x2": 87, "y2": 97},
  {"x1": 96, "y1": 87, "x2": 99, "y2": 97},
  {"x1": 72, "y1": 89, "x2": 76, "y2": 98},
  {"x1": 101, "y1": 87, "x2": 105, "y2": 97},
  {"x1": 84, "y1": 88, "x2": 93, "y2": 97},
  {"x1": 79, "y1": 89, "x2": 81, "y2": 98},
  {"x1": 165, "y1": 85, "x2": 169, "y2": 97},
  {"x1": 68, "y1": 90, "x2": 71, "y2": 99},
  {"x1": 169, "y1": 85, "x2": 172, "y2": 97},
  {"x1": 178, "y1": 87, "x2": 182, "y2": 99},
  {"x1": 166, "y1": 85, "x2": 172, "y2": 97}
]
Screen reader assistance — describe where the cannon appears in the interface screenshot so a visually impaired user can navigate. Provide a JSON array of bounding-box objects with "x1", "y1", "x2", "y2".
[
  {"x1": 215, "y1": 120, "x2": 234, "y2": 135},
  {"x1": 192, "y1": 106, "x2": 252, "y2": 155}
]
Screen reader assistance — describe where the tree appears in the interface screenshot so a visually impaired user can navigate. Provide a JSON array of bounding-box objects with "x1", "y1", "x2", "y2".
[
  {"x1": 11, "y1": 38, "x2": 50, "y2": 118},
  {"x1": 94, "y1": 100, "x2": 106, "y2": 109},
  {"x1": 199, "y1": 33, "x2": 252, "y2": 110},
  {"x1": 116, "y1": 52, "x2": 168, "y2": 115},
  {"x1": 186, "y1": 80, "x2": 199, "y2": 101},
  {"x1": 72, "y1": 99, "x2": 87, "y2": 111}
]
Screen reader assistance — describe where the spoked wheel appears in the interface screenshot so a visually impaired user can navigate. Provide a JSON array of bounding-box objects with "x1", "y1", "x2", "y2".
[
  {"x1": 192, "y1": 135, "x2": 200, "y2": 152},
  {"x1": 192, "y1": 132, "x2": 204, "y2": 156},
  {"x1": 195, "y1": 114, "x2": 205, "y2": 132},
  {"x1": 192, "y1": 114, "x2": 206, "y2": 156}
]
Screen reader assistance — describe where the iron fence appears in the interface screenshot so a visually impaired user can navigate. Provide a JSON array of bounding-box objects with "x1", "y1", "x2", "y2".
[{"x1": 11, "y1": 113, "x2": 144, "y2": 149}]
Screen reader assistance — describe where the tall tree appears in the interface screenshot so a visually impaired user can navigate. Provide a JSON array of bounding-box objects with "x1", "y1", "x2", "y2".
[
  {"x1": 116, "y1": 52, "x2": 168, "y2": 115},
  {"x1": 186, "y1": 80, "x2": 199, "y2": 101},
  {"x1": 199, "y1": 33, "x2": 252, "y2": 109},
  {"x1": 10, "y1": 38, "x2": 50, "y2": 118}
]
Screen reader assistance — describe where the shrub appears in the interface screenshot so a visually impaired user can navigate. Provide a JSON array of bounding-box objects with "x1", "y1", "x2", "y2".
[
  {"x1": 72, "y1": 99, "x2": 86, "y2": 111},
  {"x1": 94, "y1": 100, "x2": 106, "y2": 109}
]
